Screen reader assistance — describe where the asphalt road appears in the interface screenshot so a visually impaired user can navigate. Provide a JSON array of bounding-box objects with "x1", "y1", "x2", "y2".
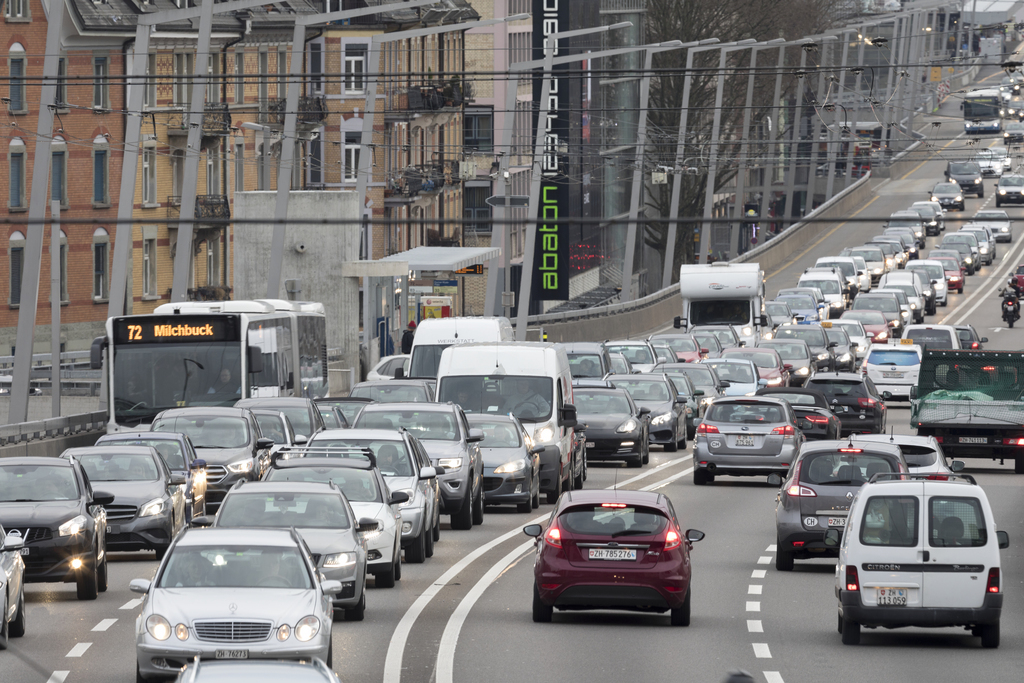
[{"x1": 7, "y1": 71, "x2": 1024, "y2": 683}]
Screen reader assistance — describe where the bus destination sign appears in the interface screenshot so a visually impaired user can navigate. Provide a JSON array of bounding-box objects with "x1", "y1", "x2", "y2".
[{"x1": 114, "y1": 316, "x2": 241, "y2": 344}]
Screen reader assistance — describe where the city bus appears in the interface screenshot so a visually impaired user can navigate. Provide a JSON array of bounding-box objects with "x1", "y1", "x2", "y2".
[
  {"x1": 91, "y1": 299, "x2": 327, "y2": 431},
  {"x1": 964, "y1": 88, "x2": 1002, "y2": 135}
]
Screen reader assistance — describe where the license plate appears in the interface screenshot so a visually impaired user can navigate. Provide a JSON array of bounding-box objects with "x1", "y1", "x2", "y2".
[
  {"x1": 827, "y1": 517, "x2": 847, "y2": 527},
  {"x1": 588, "y1": 548, "x2": 637, "y2": 561},
  {"x1": 959, "y1": 437, "x2": 987, "y2": 444},
  {"x1": 106, "y1": 525, "x2": 119, "y2": 534},
  {"x1": 876, "y1": 588, "x2": 907, "y2": 606},
  {"x1": 736, "y1": 435, "x2": 755, "y2": 447},
  {"x1": 882, "y1": 371, "x2": 903, "y2": 378},
  {"x1": 215, "y1": 650, "x2": 249, "y2": 660},
  {"x1": 586, "y1": 441, "x2": 595, "y2": 448},
  {"x1": 19, "y1": 547, "x2": 29, "y2": 556}
]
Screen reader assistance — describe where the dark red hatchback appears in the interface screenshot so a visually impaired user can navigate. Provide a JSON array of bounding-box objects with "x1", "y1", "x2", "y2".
[{"x1": 524, "y1": 489, "x2": 704, "y2": 625}]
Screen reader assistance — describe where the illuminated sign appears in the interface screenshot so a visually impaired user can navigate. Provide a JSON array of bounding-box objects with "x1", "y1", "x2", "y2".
[{"x1": 114, "y1": 316, "x2": 241, "y2": 344}]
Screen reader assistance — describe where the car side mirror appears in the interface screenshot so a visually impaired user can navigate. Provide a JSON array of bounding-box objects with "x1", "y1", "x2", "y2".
[
  {"x1": 529, "y1": 445, "x2": 546, "y2": 455},
  {"x1": 559, "y1": 404, "x2": 578, "y2": 428},
  {"x1": 700, "y1": 348, "x2": 709, "y2": 355},
  {"x1": 394, "y1": 367, "x2": 405, "y2": 379},
  {"x1": 692, "y1": 390, "x2": 704, "y2": 397},
  {"x1": 523, "y1": 524, "x2": 543, "y2": 537},
  {"x1": 321, "y1": 580, "x2": 344, "y2": 595},
  {"x1": 828, "y1": 341, "x2": 839, "y2": 348},
  {"x1": 997, "y1": 530, "x2": 1010, "y2": 549},
  {"x1": 256, "y1": 438, "x2": 275, "y2": 450},
  {"x1": 950, "y1": 460, "x2": 966, "y2": 472},
  {"x1": 433, "y1": 466, "x2": 447, "y2": 476},
  {"x1": 720, "y1": 380, "x2": 732, "y2": 388},
  {"x1": 757, "y1": 379, "x2": 768, "y2": 387},
  {"x1": 858, "y1": 270, "x2": 866, "y2": 276},
  {"x1": 760, "y1": 315, "x2": 769, "y2": 326},
  {"x1": 767, "y1": 473, "x2": 783, "y2": 487},
  {"x1": 467, "y1": 428, "x2": 485, "y2": 443},
  {"x1": 739, "y1": 341, "x2": 747, "y2": 347},
  {"x1": 638, "y1": 406, "x2": 651, "y2": 416},
  {"x1": 247, "y1": 345, "x2": 264, "y2": 374},
  {"x1": 191, "y1": 516, "x2": 213, "y2": 528},
  {"x1": 909, "y1": 386, "x2": 918, "y2": 399},
  {"x1": 685, "y1": 529, "x2": 705, "y2": 543},
  {"x1": 882, "y1": 391, "x2": 893, "y2": 400},
  {"x1": 389, "y1": 491, "x2": 410, "y2": 506},
  {"x1": 191, "y1": 459, "x2": 207, "y2": 470},
  {"x1": 169, "y1": 474, "x2": 186, "y2": 487},
  {"x1": 92, "y1": 491, "x2": 115, "y2": 506},
  {"x1": 2, "y1": 534, "x2": 24, "y2": 552},
  {"x1": 129, "y1": 578, "x2": 152, "y2": 594},
  {"x1": 90, "y1": 336, "x2": 106, "y2": 370},
  {"x1": 784, "y1": 364, "x2": 794, "y2": 370},
  {"x1": 673, "y1": 316, "x2": 685, "y2": 329},
  {"x1": 419, "y1": 466, "x2": 437, "y2": 480},
  {"x1": 358, "y1": 518, "x2": 381, "y2": 532},
  {"x1": 294, "y1": 434, "x2": 308, "y2": 445},
  {"x1": 981, "y1": 337, "x2": 989, "y2": 343},
  {"x1": 823, "y1": 528, "x2": 841, "y2": 547},
  {"x1": 674, "y1": 395, "x2": 688, "y2": 404}
]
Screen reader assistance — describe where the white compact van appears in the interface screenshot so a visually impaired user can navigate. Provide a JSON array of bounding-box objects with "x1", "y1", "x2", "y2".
[
  {"x1": 861, "y1": 341, "x2": 922, "y2": 399},
  {"x1": 408, "y1": 317, "x2": 514, "y2": 378},
  {"x1": 675, "y1": 262, "x2": 767, "y2": 347},
  {"x1": 435, "y1": 342, "x2": 577, "y2": 502},
  {"x1": 829, "y1": 474, "x2": 1008, "y2": 647}
]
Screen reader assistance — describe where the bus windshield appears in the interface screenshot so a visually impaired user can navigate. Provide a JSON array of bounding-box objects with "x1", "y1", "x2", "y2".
[
  {"x1": 112, "y1": 342, "x2": 242, "y2": 427},
  {"x1": 964, "y1": 96, "x2": 1000, "y2": 119}
]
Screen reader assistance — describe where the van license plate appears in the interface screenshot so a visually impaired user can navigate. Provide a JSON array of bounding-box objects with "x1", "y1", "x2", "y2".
[
  {"x1": 215, "y1": 650, "x2": 249, "y2": 660},
  {"x1": 959, "y1": 437, "x2": 987, "y2": 444},
  {"x1": 882, "y1": 372, "x2": 903, "y2": 378},
  {"x1": 736, "y1": 435, "x2": 755, "y2": 447},
  {"x1": 827, "y1": 517, "x2": 847, "y2": 527},
  {"x1": 588, "y1": 548, "x2": 636, "y2": 561},
  {"x1": 876, "y1": 588, "x2": 907, "y2": 606}
]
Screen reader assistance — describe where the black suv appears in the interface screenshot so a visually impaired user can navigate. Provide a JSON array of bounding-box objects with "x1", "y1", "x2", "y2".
[
  {"x1": 0, "y1": 457, "x2": 113, "y2": 599},
  {"x1": 945, "y1": 161, "x2": 984, "y2": 197},
  {"x1": 804, "y1": 372, "x2": 887, "y2": 436}
]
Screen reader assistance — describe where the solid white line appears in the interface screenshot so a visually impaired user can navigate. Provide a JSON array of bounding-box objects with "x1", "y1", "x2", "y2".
[
  {"x1": 748, "y1": 584, "x2": 763, "y2": 595},
  {"x1": 751, "y1": 569, "x2": 767, "y2": 579},
  {"x1": 46, "y1": 673, "x2": 69, "y2": 683},
  {"x1": 764, "y1": 672, "x2": 786, "y2": 683},
  {"x1": 66, "y1": 643, "x2": 92, "y2": 658},
  {"x1": 765, "y1": 544, "x2": 777, "y2": 552},
  {"x1": 752, "y1": 643, "x2": 772, "y2": 658},
  {"x1": 92, "y1": 618, "x2": 117, "y2": 632},
  {"x1": 640, "y1": 467, "x2": 694, "y2": 491},
  {"x1": 120, "y1": 598, "x2": 143, "y2": 610},
  {"x1": 757, "y1": 556, "x2": 772, "y2": 564},
  {"x1": 746, "y1": 601, "x2": 761, "y2": 612},
  {"x1": 747, "y1": 619, "x2": 764, "y2": 633},
  {"x1": 613, "y1": 455, "x2": 692, "y2": 488}
]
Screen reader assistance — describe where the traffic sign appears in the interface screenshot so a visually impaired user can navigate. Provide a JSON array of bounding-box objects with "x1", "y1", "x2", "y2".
[{"x1": 485, "y1": 195, "x2": 530, "y2": 208}]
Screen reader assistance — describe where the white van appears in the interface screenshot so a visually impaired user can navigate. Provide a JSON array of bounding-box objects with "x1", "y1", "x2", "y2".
[
  {"x1": 861, "y1": 341, "x2": 922, "y2": 399},
  {"x1": 435, "y1": 342, "x2": 577, "y2": 502},
  {"x1": 675, "y1": 263, "x2": 767, "y2": 347},
  {"x1": 408, "y1": 317, "x2": 514, "y2": 379},
  {"x1": 830, "y1": 474, "x2": 1008, "y2": 647}
]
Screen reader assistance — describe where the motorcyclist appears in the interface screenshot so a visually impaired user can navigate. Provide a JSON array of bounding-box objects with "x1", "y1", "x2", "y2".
[{"x1": 1002, "y1": 278, "x2": 1022, "y2": 318}]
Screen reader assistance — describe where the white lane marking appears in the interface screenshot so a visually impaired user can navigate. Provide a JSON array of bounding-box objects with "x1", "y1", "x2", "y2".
[
  {"x1": 46, "y1": 673, "x2": 70, "y2": 683},
  {"x1": 752, "y1": 643, "x2": 772, "y2": 658},
  {"x1": 120, "y1": 598, "x2": 143, "y2": 610},
  {"x1": 764, "y1": 672, "x2": 786, "y2": 683},
  {"x1": 993, "y1": 327, "x2": 1003, "y2": 332},
  {"x1": 746, "y1": 601, "x2": 761, "y2": 612},
  {"x1": 747, "y1": 619, "x2": 764, "y2": 633},
  {"x1": 92, "y1": 618, "x2": 117, "y2": 632},
  {"x1": 613, "y1": 455, "x2": 692, "y2": 488},
  {"x1": 757, "y1": 556, "x2": 772, "y2": 564},
  {"x1": 66, "y1": 643, "x2": 92, "y2": 658},
  {"x1": 748, "y1": 584, "x2": 763, "y2": 595},
  {"x1": 751, "y1": 569, "x2": 767, "y2": 579},
  {"x1": 765, "y1": 544, "x2": 777, "y2": 552},
  {"x1": 641, "y1": 467, "x2": 694, "y2": 491},
  {"x1": 938, "y1": 226, "x2": 1024, "y2": 324}
]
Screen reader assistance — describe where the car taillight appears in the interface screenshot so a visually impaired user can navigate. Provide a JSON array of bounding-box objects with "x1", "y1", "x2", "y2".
[
  {"x1": 1002, "y1": 437, "x2": 1024, "y2": 446},
  {"x1": 971, "y1": 342, "x2": 980, "y2": 350},
  {"x1": 934, "y1": 436, "x2": 944, "y2": 443},
  {"x1": 545, "y1": 526, "x2": 562, "y2": 548},
  {"x1": 804, "y1": 415, "x2": 829, "y2": 424},
  {"x1": 786, "y1": 484, "x2": 817, "y2": 497},
  {"x1": 664, "y1": 529, "x2": 681, "y2": 550},
  {"x1": 858, "y1": 397, "x2": 879, "y2": 408},
  {"x1": 696, "y1": 423, "x2": 720, "y2": 435},
  {"x1": 846, "y1": 565, "x2": 860, "y2": 592},
  {"x1": 988, "y1": 568, "x2": 1000, "y2": 593},
  {"x1": 771, "y1": 425, "x2": 795, "y2": 436},
  {"x1": 925, "y1": 474, "x2": 950, "y2": 481}
]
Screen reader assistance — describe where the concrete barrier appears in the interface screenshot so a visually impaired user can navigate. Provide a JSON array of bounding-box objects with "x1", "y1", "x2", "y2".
[{"x1": 0, "y1": 410, "x2": 107, "y2": 458}]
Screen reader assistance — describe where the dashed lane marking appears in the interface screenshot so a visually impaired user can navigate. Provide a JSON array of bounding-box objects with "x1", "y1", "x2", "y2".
[
  {"x1": 752, "y1": 643, "x2": 772, "y2": 658},
  {"x1": 615, "y1": 455, "x2": 693, "y2": 489},
  {"x1": 764, "y1": 672, "x2": 786, "y2": 683},
  {"x1": 45, "y1": 673, "x2": 69, "y2": 683},
  {"x1": 748, "y1": 584, "x2": 763, "y2": 595},
  {"x1": 747, "y1": 620, "x2": 764, "y2": 633},
  {"x1": 120, "y1": 599, "x2": 143, "y2": 610},
  {"x1": 746, "y1": 601, "x2": 761, "y2": 612},
  {"x1": 91, "y1": 619, "x2": 117, "y2": 632},
  {"x1": 765, "y1": 544, "x2": 777, "y2": 552},
  {"x1": 751, "y1": 569, "x2": 767, "y2": 579},
  {"x1": 640, "y1": 467, "x2": 694, "y2": 491},
  {"x1": 757, "y1": 556, "x2": 772, "y2": 564},
  {"x1": 66, "y1": 643, "x2": 92, "y2": 658}
]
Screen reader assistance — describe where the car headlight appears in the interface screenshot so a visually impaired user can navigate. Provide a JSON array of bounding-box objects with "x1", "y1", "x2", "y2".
[
  {"x1": 226, "y1": 459, "x2": 253, "y2": 474},
  {"x1": 764, "y1": 331, "x2": 773, "y2": 339},
  {"x1": 915, "y1": 231, "x2": 923, "y2": 237},
  {"x1": 873, "y1": 267, "x2": 883, "y2": 274},
  {"x1": 616, "y1": 418, "x2": 639, "y2": 433},
  {"x1": 831, "y1": 300, "x2": 844, "y2": 308},
  {"x1": 277, "y1": 624, "x2": 291, "y2": 641},
  {"x1": 1000, "y1": 188, "x2": 1007, "y2": 195},
  {"x1": 294, "y1": 616, "x2": 321, "y2": 642},
  {"x1": 931, "y1": 196, "x2": 939, "y2": 201},
  {"x1": 700, "y1": 397, "x2": 713, "y2": 407},
  {"x1": 139, "y1": 498, "x2": 165, "y2": 518},
  {"x1": 767, "y1": 377, "x2": 783, "y2": 386},
  {"x1": 857, "y1": 344, "x2": 868, "y2": 353},
  {"x1": 816, "y1": 352, "x2": 829, "y2": 361},
  {"x1": 923, "y1": 288, "x2": 932, "y2": 296},
  {"x1": 175, "y1": 623, "x2": 189, "y2": 641},
  {"x1": 146, "y1": 615, "x2": 171, "y2": 641},
  {"x1": 741, "y1": 326, "x2": 753, "y2": 337},
  {"x1": 797, "y1": 366, "x2": 810, "y2": 376},
  {"x1": 975, "y1": 178, "x2": 982, "y2": 183},
  {"x1": 910, "y1": 303, "x2": 917, "y2": 310},
  {"x1": 396, "y1": 488, "x2": 416, "y2": 507},
  {"x1": 807, "y1": 313, "x2": 819, "y2": 321},
  {"x1": 886, "y1": 258, "x2": 894, "y2": 267},
  {"x1": 965, "y1": 257, "x2": 973, "y2": 264},
  {"x1": 535, "y1": 426, "x2": 556, "y2": 444},
  {"x1": 901, "y1": 310, "x2": 910, "y2": 318},
  {"x1": 494, "y1": 459, "x2": 527, "y2": 474},
  {"x1": 650, "y1": 412, "x2": 673, "y2": 426},
  {"x1": 839, "y1": 353, "x2": 852, "y2": 363},
  {"x1": 59, "y1": 514, "x2": 87, "y2": 537},
  {"x1": 877, "y1": 331, "x2": 889, "y2": 340},
  {"x1": 323, "y1": 552, "x2": 357, "y2": 568},
  {"x1": 438, "y1": 458, "x2": 463, "y2": 470},
  {"x1": 955, "y1": 196, "x2": 963, "y2": 201}
]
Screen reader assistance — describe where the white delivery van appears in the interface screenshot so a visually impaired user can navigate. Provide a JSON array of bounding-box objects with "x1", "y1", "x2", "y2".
[
  {"x1": 435, "y1": 342, "x2": 577, "y2": 502},
  {"x1": 408, "y1": 317, "x2": 514, "y2": 379},
  {"x1": 830, "y1": 474, "x2": 1008, "y2": 647},
  {"x1": 675, "y1": 263, "x2": 767, "y2": 347}
]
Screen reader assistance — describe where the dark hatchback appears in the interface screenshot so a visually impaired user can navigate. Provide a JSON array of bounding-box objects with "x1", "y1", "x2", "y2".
[
  {"x1": 755, "y1": 387, "x2": 841, "y2": 440},
  {"x1": 0, "y1": 457, "x2": 113, "y2": 599},
  {"x1": 804, "y1": 373, "x2": 887, "y2": 436},
  {"x1": 573, "y1": 387, "x2": 650, "y2": 467}
]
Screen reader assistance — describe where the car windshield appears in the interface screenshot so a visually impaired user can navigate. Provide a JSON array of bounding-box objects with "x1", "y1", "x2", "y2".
[
  {"x1": 688, "y1": 300, "x2": 750, "y2": 326},
  {"x1": 78, "y1": 453, "x2": 159, "y2": 482},
  {"x1": 265, "y1": 467, "x2": 381, "y2": 502},
  {"x1": 437, "y1": 376, "x2": 553, "y2": 422},
  {"x1": 567, "y1": 353, "x2": 605, "y2": 378},
  {"x1": 573, "y1": 390, "x2": 632, "y2": 415},
  {"x1": 319, "y1": 409, "x2": 343, "y2": 429},
  {"x1": 944, "y1": 234, "x2": 977, "y2": 246},
  {"x1": 976, "y1": 211, "x2": 1008, "y2": 221},
  {"x1": 465, "y1": 419, "x2": 522, "y2": 448},
  {"x1": 800, "y1": 279, "x2": 841, "y2": 295},
  {"x1": 355, "y1": 410, "x2": 459, "y2": 441},
  {"x1": 704, "y1": 361, "x2": 756, "y2": 383},
  {"x1": 722, "y1": 351, "x2": 778, "y2": 369},
  {"x1": 805, "y1": 379, "x2": 869, "y2": 400},
  {"x1": 887, "y1": 220, "x2": 920, "y2": 229},
  {"x1": 765, "y1": 303, "x2": 791, "y2": 317},
  {"x1": 852, "y1": 297, "x2": 898, "y2": 313},
  {"x1": 322, "y1": 401, "x2": 369, "y2": 425},
  {"x1": 905, "y1": 329, "x2": 955, "y2": 349},
  {"x1": 655, "y1": 337, "x2": 699, "y2": 353},
  {"x1": 103, "y1": 438, "x2": 187, "y2": 470},
  {"x1": 774, "y1": 327, "x2": 826, "y2": 346},
  {"x1": 831, "y1": 322, "x2": 865, "y2": 338},
  {"x1": 218, "y1": 491, "x2": 351, "y2": 529},
  {"x1": 935, "y1": 259, "x2": 961, "y2": 272},
  {"x1": 151, "y1": 416, "x2": 249, "y2": 449},
  {"x1": 609, "y1": 355, "x2": 630, "y2": 374},
  {"x1": 842, "y1": 310, "x2": 886, "y2": 325},
  {"x1": 605, "y1": 344, "x2": 655, "y2": 365},
  {"x1": 669, "y1": 365, "x2": 717, "y2": 389},
  {"x1": 609, "y1": 378, "x2": 672, "y2": 402},
  {"x1": 254, "y1": 414, "x2": 289, "y2": 444},
  {"x1": 777, "y1": 295, "x2": 815, "y2": 309},
  {"x1": 158, "y1": 546, "x2": 312, "y2": 589},
  {"x1": 949, "y1": 163, "x2": 980, "y2": 174},
  {"x1": 867, "y1": 350, "x2": 920, "y2": 366},
  {"x1": 759, "y1": 342, "x2": 809, "y2": 361},
  {"x1": 1000, "y1": 176, "x2": 1024, "y2": 187},
  {"x1": 818, "y1": 261, "x2": 855, "y2": 278},
  {"x1": 908, "y1": 264, "x2": 945, "y2": 281},
  {"x1": 308, "y1": 438, "x2": 415, "y2": 477},
  {"x1": 350, "y1": 384, "x2": 430, "y2": 403},
  {"x1": 706, "y1": 402, "x2": 785, "y2": 423},
  {"x1": 824, "y1": 328, "x2": 850, "y2": 345},
  {"x1": 932, "y1": 184, "x2": 958, "y2": 195},
  {"x1": 849, "y1": 249, "x2": 883, "y2": 262},
  {"x1": 884, "y1": 285, "x2": 917, "y2": 299},
  {"x1": 558, "y1": 504, "x2": 669, "y2": 538},
  {"x1": 899, "y1": 445, "x2": 938, "y2": 468},
  {"x1": 0, "y1": 464, "x2": 79, "y2": 501},
  {"x1": 800, "y1": 452, "x2": 894, "y2": 485}
]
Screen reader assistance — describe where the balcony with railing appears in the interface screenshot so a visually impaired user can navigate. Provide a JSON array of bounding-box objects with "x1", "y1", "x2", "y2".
[
  {"x1": 260, "y1": 96, "x2": 329, "y2": 128},
  {"x1": 166, "y1": 103, "x2": 232, "y2": 136},
  {"x1": 165, "y1": 195, "x2": 229, "y2": 221},
  {"x1": 385, "y1": 164, "x2": 456, "y2": 201},
  {"x1": 386, "y1": 80, "x2": 472, "y2": 115}
]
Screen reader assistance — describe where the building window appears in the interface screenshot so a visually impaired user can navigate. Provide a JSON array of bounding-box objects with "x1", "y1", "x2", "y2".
[
  {"x1": 309, "y1": 137, "x2": 322, "y2": 186},
  {"x1": 206, "y1": 149, "x2": 221, "y2": 195},
  {"x1": 206, "y1": 237, "x2": 220, "y2": 285},
  {"x1": 465, "y1": 109, "x2": 493, "y2": 153},
  {"x1": 56, "y1": 56, "x2": 68, "y2": 109},
  {"x1": 174, "y1": 52, "x2": 193, "y2": 107},
  {"x1": 309, "y1": 43, "x2": 322, "y2": 95},
  {"x1": 234, "y1": 49, "x2": 244, "y2": 104},
  {"x1": 144, "y1": 53, "x2": 156, "y2": 108},
  {"x1": 5, "y1": 0, "x2": 29, "y2": 20},
  {"x1": 9, "y1": 139, "x2": 25, "y2": 209},
  {"x1": 234, "y1": 141, "x2": 245, "y2": 193},
  {"x1": 344, "y1": 44, "x2": 367, "y2": 95},
  {"x1": 93, "y1": 56, "x2": 109, "y2": 109},
  {"x1": 143, "y1": 236, "x2": 157, "y2": 296},
  {"x1": 258, "y1": 51, "x2": 269, "y2": 108},
  {"x1": 93, "y1": 228, "x2": 109, "y2": 301},
  {"x1": 51, "y1": 142, "x2": 68, "y2": 207},
  {"x1": 59, "y1": 233, "x2": 68, "y2": 302},
  {"x1": 142, "y1": 146, "x2": 157, "y2": 206},
  {"x1": 344, "y1": 133, "x2": 360, "y2": 183},
  {"x1": 207, "y1": 56, "x2": 220, "y2": 104},
  {"x1": 257, "y1": 144, "x2": 267, "y2": 191},
  {"x1": 93, "y1": 138, "x2": 109, "y2": 206},
  {"x1": 9, "y1": 45, "x2": 26, "y2": 113},
  {"x1": 9, "y1": 231, "x2": 25, "y2": 306},
  {"x1": 277, "y1": 49, "x2": 287, "y2": 100},
  {"x1": 464, "y1": 186, "x2": 492, "y2": 234}
]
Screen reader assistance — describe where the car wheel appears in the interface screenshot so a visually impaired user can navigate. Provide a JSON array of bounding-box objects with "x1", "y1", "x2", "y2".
[
  {"x1": 641, "y1": 447, "x2": 650, "y2": 466},
  {"x1": 471, "y1": 486, "x2": 485, "y2": 526},
  {"x1": 432, "y1": 512, "x2": 441, "y2": 542},
  {"x1": 670, "y1": 588, "x2": 691, "y2": 626},
  {"x1": 374, "y1": 562, "x2": 397, "y2": 589},
  {"x1": 518, "y1": 500, "x2": 532, "y2": 513},
  {"x1": 451, "y1": 495, "x2": 473, "y2": 530},
  {"x1": 9, "y1": 590, "x2": 25, "y2": 638},
  {"x1": 583, "y1": 453, "x2": 588, "y2": 482},
  {"x1": 958, "y1": 287, "x2": 964, "y2": 294},
  {"x1": 775, "y1": 547, "x2": 794, "y2": 571},
  {"x1": 573, "y1": 459, "x2": 584, "y2": 490},
  {"x1": 664, "y1": 438, "x2": 678, "y2": 453},
  {"x1": 154, "y1": 545, "x2": 169, "y2": 562},
  {"x1": 546, "y1": 469, "x2": 562, "y2": 504},
  {"x1": 98, "y1": 552, "x2": 108, "y2": 593},
  {"x1": 532, "y1": 583, "x2": 553, "y2": 623},
  {"x1": 0, "y1": 592, "x2": 8, "y2": 650},
  {"x1": 841, "y1": 616, "x2": 860, "y2": 645},
  {"x1": 136, "y1": 662, "x2": 147, "y2": 683},
  {"x1": 628, "y1": 451, "x2": 643, "y2": 468},
  {"x1": 425, "y1": 522, "x2": 435, "y2": 558},
  {"x1": 394, "y1": 552, "x2": 402, "y2": 581},
  {"x1": 345, "y1": 593, "x2": 366, "y2": 622},
  {"x1": 406, "y1": 528, "x2": 427, "y2": 563},
  {"x1": 532, "y1": 474, "x2": 541, "y2": 509},
  {"x1": 326, "y1": 640, "x2": 333, "y2": 668},
  {"x1": 693, "y1": 469, "x2": 709, "y2": 486},
  {"x1": 980, "y1": 621, "x2": 1000, "y2": 648},
  {"x1": 76, "y1": 559, "x2": 99, "y2": 601}
]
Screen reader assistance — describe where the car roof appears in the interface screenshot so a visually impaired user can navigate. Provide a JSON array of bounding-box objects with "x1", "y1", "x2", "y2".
[
  {"x1": 63, "y1": 445, "x2": 158, "y2": 458},
  {"x1": 606, "y1": 373, "x2": 669, "y2": 381},
  {"x1": 799, "y1": 439, "x2": 902, "y2": 456},
  {"x1": 98, "y1": 431, "x2": 183, "y2": 442},
  {"x1": 867, "y1": 343, "x2": 922, "y2": 353},
  {"x1": 572, "y1": 386, "x2": 631, "y2": 395},
  {"x1": 354, "y1": 379, "x2": 431, "y2": 388},
  {"x1": 807, "y1": 372, "x2": 867, "y2": 381},
  {"x1": 851, "y1": 433, "x2": 938, "y2": 448},
  {"x1": 271, "y1": 456, "x2": 373, "y2": 471},
  {"x1": 176, "y1": 527, "x2": 299, "y2": 547},
  {"x1": 156, "y1": 407, "x2": 250, "y2": 418},
  {"x1": 559, "y1": 489, "x2": 668, "y2": 509},
  {"x1": 226, "y1": 481, "x2": 342, "y2": 495},
  {"x1": 605, "y1": 339, "x2": 651, "y2": 345},
  {"x1": 315, "y1": 397, "x2": 374, "y2": 404},
  {"x1": 0, "y1": 457, "x2": 74, "y2": 467},
  {"x1": 859, "y1": 477, "x2": 982, "y2": 494},
  {"x1": 755, "y1": 387, "x2": 828, "y2": 399},
  {"x1": 710, "y1": 396, "x2": 789, "y2": 407},
  {"x1": 466, "y1": 413, "x2": 518, "y2": 422},
  {"x1": 178, "y1": 659, "x2": 338, "y2": 683},
  {"x1": 358, "y1": 401, "x2": 455, "y2": 413},
  {"x1": 560, "y1": 342, "x2": 607, "y2": 352},
  {"x1": 312, "y1": 428, "x2": 405, "y2": 441},
  {"x1": 236, "y1": 397, "x2": 313, "y2": 406}
]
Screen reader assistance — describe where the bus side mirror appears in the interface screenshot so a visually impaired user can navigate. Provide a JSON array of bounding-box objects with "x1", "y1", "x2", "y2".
[
  {"x1": 90, "y1": 336, "x2": 107, "y2": 370},
  {"x1": 247, "y1": 346, "x2": 264, "y2": 374}
]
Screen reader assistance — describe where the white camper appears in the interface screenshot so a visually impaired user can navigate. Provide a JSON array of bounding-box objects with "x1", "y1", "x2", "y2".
[{"x1": 675, "y1": 263, "x2": 766, "y2": 347}]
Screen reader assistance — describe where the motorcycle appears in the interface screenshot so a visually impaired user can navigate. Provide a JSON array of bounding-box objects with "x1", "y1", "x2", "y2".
[{"x1": 1001, "y1": 290, "x2": 1020, "y2": 328}]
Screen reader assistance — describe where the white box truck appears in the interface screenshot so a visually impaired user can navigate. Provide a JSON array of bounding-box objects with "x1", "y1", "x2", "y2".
[{"x1": 674, "y1": 262, "x2": 767, "y2": 347}]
